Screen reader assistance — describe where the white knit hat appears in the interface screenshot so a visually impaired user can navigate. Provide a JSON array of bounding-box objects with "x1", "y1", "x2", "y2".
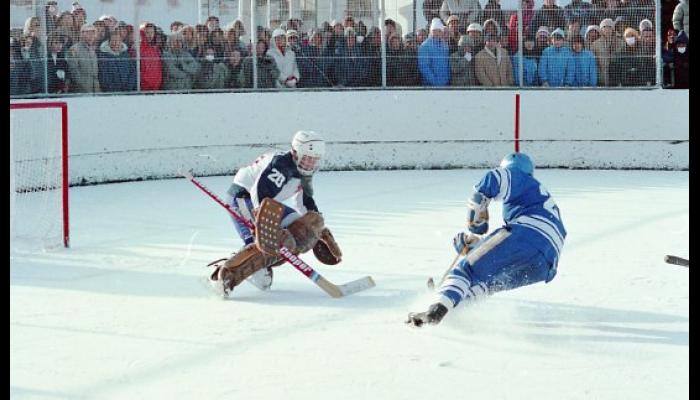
[
  {"x1": 639, "y1": 18, "x2": 653, "y2": 32},
  {"x1": 80, "y1": 23, "x2": 96, "y2": 32},
  {"x1": 585, "y1": 25, "x2": 600, "y2": 36},
  {"x1": 272, "y1": 28, "x2": 286, "y2": 38},
  {"x1": 430, "y1": 18, "x2": 445, "y2": 31},
  {"x1": 600, "y1": 18, "x2": 614, "y2": 29},
  {"x1": 467, "y1": 22, "x2": 483, "y2": 33},
  {"x1": 550, "y1": 28, "x2": 565, "y2": 38}
]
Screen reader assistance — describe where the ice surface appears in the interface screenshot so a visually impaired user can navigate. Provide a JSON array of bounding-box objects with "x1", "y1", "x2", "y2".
[{"x1": 10, "y1": 169, "x2": 689, "y2": 400}]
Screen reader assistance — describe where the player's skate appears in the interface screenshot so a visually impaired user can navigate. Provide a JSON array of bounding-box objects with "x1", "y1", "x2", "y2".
[
  {"x1": 246, "y1": 267, "x2": 273, "y2": 291},
  {"x1": 405, "y1": 303, "x2": 449, "y2": 327}
]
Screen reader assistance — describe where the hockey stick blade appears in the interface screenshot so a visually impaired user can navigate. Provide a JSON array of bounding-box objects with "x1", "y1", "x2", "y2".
[
  {"x1": 664, "y1": 255, "x2": 689, "y2": 267},
  {"x1": 426, "y1": 277, "x2": 436, "y2": 290},
  {"x1": 336, "y1": 275, "x2": 376, "y2": 297},
  {"x1": 316, "y1": 275, "x2": 376, "y2": 298},
  {"x1": 278, "y1": 246, "x2": 375, "y2": 298}
]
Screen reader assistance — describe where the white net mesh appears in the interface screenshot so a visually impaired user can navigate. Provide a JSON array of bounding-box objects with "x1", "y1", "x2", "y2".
[{"x1": 10, "y1": 103, "x2": 68, "y2": 252}]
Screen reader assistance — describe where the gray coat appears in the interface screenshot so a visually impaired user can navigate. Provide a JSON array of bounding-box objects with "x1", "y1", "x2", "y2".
[
  {"x1": 672, "y1": 0, "x2": 689, "y2": 37},
  {"x1": 450, "y1": 52, "x2": 477, "y2": 86},
  {"x1": 66, "y1": 41, "x2": 100, "y2": 93},
  {"x1": 162, "y1": 49, "x2": 200, "y2": 90},
  {"x1": 240, "y1": 55, "x2": 279, "y2": 89},
  {"x1": 440, "y1": 0, "x2": 483, "y2": 25},
  {"x1": 590, "y1": 36, "x2": 625, "y2": 86},
  {"x1": 194, "y1": 61, "x2": 229, "y2": 90}
]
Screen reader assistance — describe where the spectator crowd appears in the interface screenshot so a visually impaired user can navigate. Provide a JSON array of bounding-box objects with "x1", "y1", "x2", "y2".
[{"x1": 10, "y1": 0, "x2": 689, "y2": 97}]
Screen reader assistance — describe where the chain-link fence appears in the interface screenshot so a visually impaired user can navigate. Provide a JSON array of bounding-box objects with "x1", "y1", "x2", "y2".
[{"x1": 10, "y1": 0, "x2": 677, "y2": 98}]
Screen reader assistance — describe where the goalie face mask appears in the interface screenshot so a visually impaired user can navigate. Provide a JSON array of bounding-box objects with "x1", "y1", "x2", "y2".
[{"x1": 296, "y1": 154, "x2": 321, "y2": 176}]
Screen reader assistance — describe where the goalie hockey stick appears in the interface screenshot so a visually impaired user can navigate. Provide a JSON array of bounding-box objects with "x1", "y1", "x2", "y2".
[
  {"x1": 179, "y1": 169, "x2": 375, "y2": 298},
  {"x1": 664, "y1": 255, "x2": 689, "y2": 267}
]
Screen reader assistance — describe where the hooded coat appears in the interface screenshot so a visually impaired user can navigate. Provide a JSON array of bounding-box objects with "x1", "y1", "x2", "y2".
[
  {"x1": 97, "y1": 40, "x2": 136, "y2": 92},
  {"x1": 139, "y1": 26, "x2": 163, "y2": 91}
]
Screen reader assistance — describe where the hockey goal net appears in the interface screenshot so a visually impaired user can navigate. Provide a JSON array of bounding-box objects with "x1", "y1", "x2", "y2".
[{"x1": 10, "y1": 102, "x2": 69, "y2": 251}]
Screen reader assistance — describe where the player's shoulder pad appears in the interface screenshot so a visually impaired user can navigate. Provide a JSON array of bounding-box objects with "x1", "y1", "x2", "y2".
[{"x1": 490, "y1": 167, "x2": 512, "y2": 186}]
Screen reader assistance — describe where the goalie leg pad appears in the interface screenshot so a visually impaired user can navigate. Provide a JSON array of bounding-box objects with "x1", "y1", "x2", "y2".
[
  {"x1": 286, "y1": 211, "x2": 325, "y2": 254},
  {"x1": 218, "y1": 243, "x2": 282, "y2": 292}
]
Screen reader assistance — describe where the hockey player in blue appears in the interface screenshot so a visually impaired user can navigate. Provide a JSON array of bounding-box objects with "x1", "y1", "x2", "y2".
[
  {"x1": 407, "y1": 152, "x2": 566, "y2": 327},
  {"x1": 208, "y1": 131, "x2": 343, "y2": 296}
]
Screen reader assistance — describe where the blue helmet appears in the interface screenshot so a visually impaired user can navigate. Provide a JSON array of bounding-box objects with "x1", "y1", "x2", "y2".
[{"x1": 500, "y1": 152, "x2": 534, "y2": 175}]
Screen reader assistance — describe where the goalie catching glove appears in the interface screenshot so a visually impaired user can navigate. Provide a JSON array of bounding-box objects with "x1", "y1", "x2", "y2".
[{"x1": 313, "y1": 228, "x2": 342, "y2": 265}]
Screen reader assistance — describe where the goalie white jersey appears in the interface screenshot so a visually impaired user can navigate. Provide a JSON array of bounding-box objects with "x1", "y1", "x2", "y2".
[{"x1": 232, "y1": 151, "x2": 318, "y2": 213}]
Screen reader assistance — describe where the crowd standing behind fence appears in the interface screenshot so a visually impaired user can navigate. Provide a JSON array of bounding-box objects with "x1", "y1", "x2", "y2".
[{"x1": 9, "y1": 0, "x2": 689, "y2": 97}]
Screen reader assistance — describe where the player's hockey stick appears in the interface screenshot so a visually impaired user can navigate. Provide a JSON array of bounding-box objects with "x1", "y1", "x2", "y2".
[
  {"x1": 426, "y1": 244, "x2": 469, "y2": 290},
  {"x1": 665, "y1": 255, "x2": 689, "y2": 267},
  {"x1": 179, "y1": 169, "x2": 375, "y2": 298}
]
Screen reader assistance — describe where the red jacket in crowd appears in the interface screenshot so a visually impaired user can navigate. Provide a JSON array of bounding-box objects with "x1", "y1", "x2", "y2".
[{"x1": 139, "y1": 26, "x2": 163, "y2": 91}]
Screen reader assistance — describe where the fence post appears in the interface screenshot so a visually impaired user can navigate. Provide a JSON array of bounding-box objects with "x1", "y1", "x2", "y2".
[
  {"x1": 380, "y1": 0, "x2": 387, "y2": 88},
  {"x1": 252, "y1": 0, "x2": 258, "y2": 89},
  {"x1": 517, "y1": 6, "x2": 523, "y2": 88},
  {"x1": 655, "y1": 0, "x2": 662, "y2": 87}
]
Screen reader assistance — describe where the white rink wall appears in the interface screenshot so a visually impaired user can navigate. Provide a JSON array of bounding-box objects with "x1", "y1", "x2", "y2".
[{"x1": 11, "y1": 90, "x2": 688, "y2": 185}]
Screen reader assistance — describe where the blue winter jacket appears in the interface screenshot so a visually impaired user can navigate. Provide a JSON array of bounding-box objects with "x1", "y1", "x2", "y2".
[
  {"x1": 97, "y1": 42, "x2": 137, "y2": 92},
  {"x1": 417, "y1": 37, "x2": 450, "y2": 86},
  {"x1": 538, "y1": 45, "x2": 571, "y2": 86},
  {"x1": 566, "y1": 49, "x2": 597, "y2": 87},
  {"x1": 511, "y1": 53, "x2": 539, "y2": 86}
]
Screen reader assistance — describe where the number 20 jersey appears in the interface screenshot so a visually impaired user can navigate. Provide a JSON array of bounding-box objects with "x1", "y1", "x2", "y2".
[{"x1": 233, "y1": 151, "x2": 318, "y2": 213}]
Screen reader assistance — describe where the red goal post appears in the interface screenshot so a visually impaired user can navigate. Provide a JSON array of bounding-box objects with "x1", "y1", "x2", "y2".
[{"x1": 10, "y1": 101, "x2": 69, "y2": 249}]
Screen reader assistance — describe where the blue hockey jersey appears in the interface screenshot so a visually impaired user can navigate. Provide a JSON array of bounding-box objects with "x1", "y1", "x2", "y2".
[{"x1": 474, "y1": 168, "x2": 566, "y2": 265}]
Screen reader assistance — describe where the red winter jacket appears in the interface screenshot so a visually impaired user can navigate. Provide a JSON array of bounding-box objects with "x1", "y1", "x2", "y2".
[
  {"x1": 139, "y1": 28, "x2": 163, "y2": 91},
  {"x1": 507, "y1": 4, "x2": 534, "y2": 53}
]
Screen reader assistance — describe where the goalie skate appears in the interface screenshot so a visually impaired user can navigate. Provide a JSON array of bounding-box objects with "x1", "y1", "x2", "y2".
[
  {"x1": 206, "y1": 254, "x2": 275, "y2": 294},
  {"x1": 246, "y1": 267, "x2": 273, "y2": 290},
  {"x1": 209, "y1": 259, "x2": 268, "y2": 297},
  {"x1": 205, "y1": 261, "x2": 229, "y2": 298}
]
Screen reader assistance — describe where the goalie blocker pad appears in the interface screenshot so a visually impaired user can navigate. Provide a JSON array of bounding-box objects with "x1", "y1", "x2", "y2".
[
  {"x1": 256, "y1": 198, "x2": 342, "y2": 265},
  {"x1": 255, "y1": 198, "x2": 287, "y2": 255}
]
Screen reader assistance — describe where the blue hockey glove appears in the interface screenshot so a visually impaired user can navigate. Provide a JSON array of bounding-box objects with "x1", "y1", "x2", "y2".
[
  {"x1": 467, "y1": 217, "x2": 488, "y2": 235},
  {"x1": 467, "y1": 191, "x2": 490, "y2": 235},
  {"x1": 453, "y1": 232, "x2": 480, "y2": 255}
]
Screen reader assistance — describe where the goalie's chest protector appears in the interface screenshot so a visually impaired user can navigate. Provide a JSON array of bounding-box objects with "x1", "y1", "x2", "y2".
[{"x1": 235, "y1": 152, "x2": 303, "y2": 207}]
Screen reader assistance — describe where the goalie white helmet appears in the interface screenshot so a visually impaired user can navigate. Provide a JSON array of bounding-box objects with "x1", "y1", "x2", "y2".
[{"x1": 291, "y1": 130, "x2": 325, "y2": 176}]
